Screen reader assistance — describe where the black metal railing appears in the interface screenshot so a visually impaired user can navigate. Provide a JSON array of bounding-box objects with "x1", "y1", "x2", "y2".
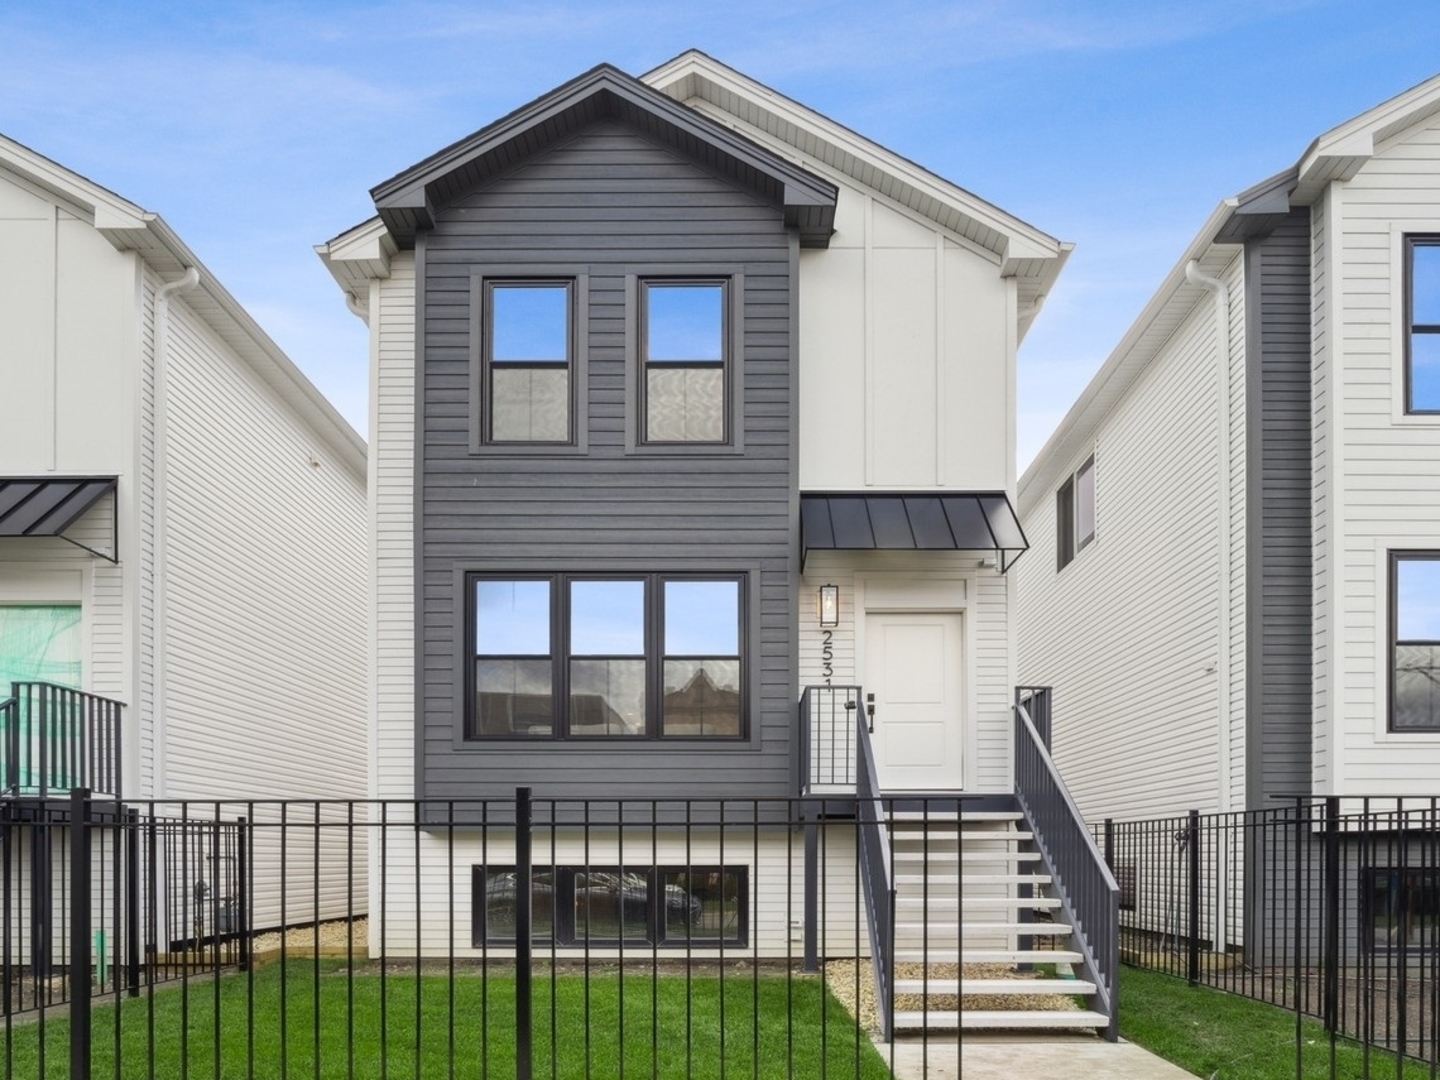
[
  {"x1": 1014, "y1": 685, "x2": 1052, "y2": 750},
  {"x1": 1014, "y1": 696, "x2": 1119, "y2": 1039},
  {"x1": 5, "y1": 790, "x2": 1014, "y2": 1078},
  {"x1": 1106, "y1": 796, "x2": 1440, "y2": 1075},
  {"x1": 852, "y1": 685, "x2": 896, "y2": 1040},
  {"x1": 1, "y1": 682, "x2": 123, "y2": 799},
  {"x1": 798, "y1": 684, "x2": 860, "y2": 793}
]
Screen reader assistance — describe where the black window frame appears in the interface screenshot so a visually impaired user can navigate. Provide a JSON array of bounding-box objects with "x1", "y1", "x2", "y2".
[
  {"x1": 1389, "y1": 551, "x2": 1440, "y2": 732},
  {"x1": 1056, "y1": 455, "x2": 1095, "y2": 571},
  {"x1": 639, "y1": 277, "x2": 731, "y2": 446},
  {"x1": 465, "y1": 572, "x2": 747, "y2": 741},
  {"x1": 469, "y1": 270, "x2": 590, "y2": 456},
  {"x1": 1361, "y1": 864, "x2": 1440, "y2": 952},
  {"x1": 1405, "y1": 236, "x2": 1440, "y2": 415},
  {"x1": 472, "y1": 863, "x2": 749, "y2": 948}
]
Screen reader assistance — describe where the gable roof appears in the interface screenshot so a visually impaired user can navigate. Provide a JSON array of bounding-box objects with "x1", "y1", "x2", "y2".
[
  {"x1": 371, "y1": 63, "x2": 838, "y2": 248},
  {"x1": 1019, "y1": 69, "x2": 1440, "y2": 513},
  {"x1": 642, "y1": 50, "x2": 1071, "y2": 338},
  {"x1": 0, "y1": 134, "x2": 366, "y2": 483}
]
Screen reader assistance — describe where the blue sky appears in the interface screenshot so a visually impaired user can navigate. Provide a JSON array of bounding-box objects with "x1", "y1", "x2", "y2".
[{"x1": 3, "y1": 1, "x2": 1439, "y2": 469}]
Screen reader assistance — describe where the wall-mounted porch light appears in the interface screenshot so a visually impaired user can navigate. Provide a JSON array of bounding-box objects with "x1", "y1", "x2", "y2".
[{"x1": 817, "y1": 583, "x2": 840, "y2": 628}]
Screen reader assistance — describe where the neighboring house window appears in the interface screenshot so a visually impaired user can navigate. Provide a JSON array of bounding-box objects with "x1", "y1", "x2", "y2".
[
  {"x1": 1391, "y1": 553, "x2": 1440, "y2": 731},
  {"x1": 1055, "y1": 456, "x2": 1096, "y2": 571},
  {"x1": 474, "y1": 864, "x2": 747, "y2": 948},
  {"x1": 1407, "y1": 237, "x2": 1440, "y2": 413},
  {"x1": 1364, "y1": 866, "x2": 1440, "y2": 951},
  {"x1": 483, "y1": 280, "x2": 573, "y2": 443},
  {"x1": 641, "y1": 280, "x2": 727, "y2": 444},
  {"x1": 468, "y1": 573, "x2": 744, "y2": 739}
]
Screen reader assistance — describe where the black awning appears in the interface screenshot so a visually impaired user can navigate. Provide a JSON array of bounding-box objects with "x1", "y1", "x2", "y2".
[
  {"x1": 800, "y1": 492, "x2": 1029, "y2": 572},
  {"x1": 0, "y1": 478, "x2": 118, "y2": 560}
]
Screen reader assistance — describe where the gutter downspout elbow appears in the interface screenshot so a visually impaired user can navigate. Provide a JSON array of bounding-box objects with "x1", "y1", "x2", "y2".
[
  {"x1": 345, "y1": 293, "x2": 368, "y2": 321},
  {"x1": 152, "y1": 267, "x2": 200, "y2": 800}
]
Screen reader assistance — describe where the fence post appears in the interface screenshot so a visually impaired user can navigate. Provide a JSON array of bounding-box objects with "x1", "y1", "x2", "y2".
[
  {"x1": 515, "y1": 787, "x2": 532, "y2": 1080},
  {"x1": 803, "y1": 806, "x2": 819, "y2": 972},
  {"x1": 1104, "y1": 818, "x2": 1114, "y2": 868},
  {"x1": 125, "y1": 806, "x2": 140, "y2": 996},
  {"x1": 1323, "y1": 797, "x2": 1340, "y2": 1036},
  {"x1": 236, "y1": 816, "x2": 250, "y2": 972},
  {"x1": 1187, "y1": 809, "x2": 1201, "y2": 986},
  {"x1": 70, "y1": 787, "x2": 92, "y2": 1079}
]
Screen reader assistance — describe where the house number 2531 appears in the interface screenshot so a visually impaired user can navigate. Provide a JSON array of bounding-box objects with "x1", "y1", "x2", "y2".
[{"x1": 821, "y1": 630, "x2": 834, "y2": 685}]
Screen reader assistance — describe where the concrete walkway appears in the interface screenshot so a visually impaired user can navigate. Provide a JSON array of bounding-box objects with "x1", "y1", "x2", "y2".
[{"x1": 883, "y1": 1033, "x2": 1200, "y2": 1078}]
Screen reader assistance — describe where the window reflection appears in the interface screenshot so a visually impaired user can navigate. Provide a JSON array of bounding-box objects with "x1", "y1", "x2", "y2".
[
  {"x1": 475, "y1": 580, "x2": 550, "y2": 655},
  {"x1": 665, "y1": 581, "x2": 739, "y2": 654},
  {"x1": 645, "y1": 283, "x2": 723, "y2": 361}
]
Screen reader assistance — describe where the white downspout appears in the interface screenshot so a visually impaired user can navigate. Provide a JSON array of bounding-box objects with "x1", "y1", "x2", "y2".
[
  {"x1": 151, "y1": 267, "x2": 199, "y2": 800},
  {"x1": 1187, "y1": 258, "x2": 1233, "y2": 953}
]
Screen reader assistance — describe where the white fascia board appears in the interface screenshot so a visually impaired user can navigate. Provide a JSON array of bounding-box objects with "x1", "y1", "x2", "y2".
[
  {"x1": 1018, "y1": 200, "x2": 1239, "y2": 514},
  {"x1": 1297, "y1": 71, "x2": 1440, "y2": 194},
  {"x1": 316, "y1": 216, "x2": 396, "y2": 307},
  {"x1": 0, "y1": 133, "x2": 149, "y2": 236},
  {"x1": 643, "y1": 52, "x2": 1067, "y2": 269}
]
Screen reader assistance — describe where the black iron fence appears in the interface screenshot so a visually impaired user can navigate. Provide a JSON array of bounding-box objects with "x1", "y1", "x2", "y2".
[
  {"x1": 0, "y1": 788, "x2": 1038, "y2": 1079},
  {"x1": 1103, "y1": 797, "x2": 1440, "y2": 1073},
  {"x1": 1, "y1": 683, "x2": 123, "y2": 800}
]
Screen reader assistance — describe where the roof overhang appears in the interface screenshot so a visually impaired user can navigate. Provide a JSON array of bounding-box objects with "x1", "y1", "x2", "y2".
[
  {"x1": 0, "y1": 478, "x2": 118, "y2": 562},
  {"x1": 371, "y1": 63, "x2": 838, "y2": 249},
  {"x1": 800, "y1": 492, "x2": 1028, "y2": 572}
]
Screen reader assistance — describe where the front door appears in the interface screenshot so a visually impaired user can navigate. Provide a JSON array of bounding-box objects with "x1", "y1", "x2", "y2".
[{"x1": 863, "y1": 611, "x2": 963, "y2": 791}]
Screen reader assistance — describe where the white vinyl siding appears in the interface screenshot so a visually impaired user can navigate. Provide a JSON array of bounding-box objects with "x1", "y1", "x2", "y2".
[
  {"x1": 1323, "y1": 113, "x2": 1440, "y2": 794},
  {"x1": 1016, "y1": 254, "x2": 1247, "y2": 825}
]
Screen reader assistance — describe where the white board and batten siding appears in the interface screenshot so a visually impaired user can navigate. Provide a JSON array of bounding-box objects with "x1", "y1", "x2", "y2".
[
  {"x1": 1319, "y1": 112, "x2": 1440, "y2": 795},
  {"x1": 1016, "y1": 254, "x2": 1248, "y2": 825}
]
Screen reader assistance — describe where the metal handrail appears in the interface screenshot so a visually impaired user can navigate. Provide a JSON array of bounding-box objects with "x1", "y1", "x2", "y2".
[
  {"x1": 1014, "y1": 699, "x2": 1120, "y2": 1040},
  {"x1": 853, "y1": 686, "x2": 896, "y2": 1040},
  {"x1": 797, "y1": 685, "x2": 860, "y2": 794},
  {"x1": 1, "y1": 682, "x2": 123, "y2": 800}
]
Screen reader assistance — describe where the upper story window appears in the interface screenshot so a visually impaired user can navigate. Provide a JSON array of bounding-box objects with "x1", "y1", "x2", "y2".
[
  {"x1": 1391, "y1": 552, "x2": 1440, "y2": 731},
  {"x1": 641, "y1": 280, "x2": 728, "y2": 444},
  {"x1": 1406, "y1": 237, "x2": 1440, "y2": 414},
  {"x1": 480, "y1": 279, "x2": 576, "y2": 445},
  {"x1": 1056, "y1": 455, "x2": 1096, "y2": 571},
  {"x1": 468, "y1": 573, "x2": 745, "y2": 740}
]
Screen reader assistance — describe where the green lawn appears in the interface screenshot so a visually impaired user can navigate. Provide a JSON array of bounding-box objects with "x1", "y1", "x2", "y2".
[
  {"x1": 3, "y1": 960, "x2": 891, "y2": 1079},
  {"x1": 1120, "y1": 966, "x2": 1437, "y2": 1080}
]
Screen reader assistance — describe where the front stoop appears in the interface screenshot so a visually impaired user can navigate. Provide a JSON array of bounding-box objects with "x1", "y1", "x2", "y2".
[{"x1": 888, "y1": 809, "x2": 1110, "y2": 1033}]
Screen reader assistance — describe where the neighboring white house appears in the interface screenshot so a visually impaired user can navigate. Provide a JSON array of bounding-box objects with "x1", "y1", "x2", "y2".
[
  {"x1": 1017, "y1": 70, "x2": 1440, "y2": 824},
  {"x1": 0, "y1": 134, "x2": 369, "y2": 945},
  {"x1": 318, "y1": 52, "x2": 1121, "y2": 1034}
]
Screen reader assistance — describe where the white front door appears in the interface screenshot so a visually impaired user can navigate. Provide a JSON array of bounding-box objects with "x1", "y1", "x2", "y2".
[{"x1": 863, "y1": 611, "x2": 963, "y2": 791}]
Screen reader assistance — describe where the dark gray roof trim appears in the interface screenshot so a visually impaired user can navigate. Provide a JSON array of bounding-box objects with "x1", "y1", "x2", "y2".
[
  {"x1": 800, "y1": 493, "x2": 1028, "y2": 572},
  {"x1": 0, "y1": 478, "x2": 118, "y2": 561},
  {"x1": 371, "y1": 64, "x2": 838, "y2": 248}
]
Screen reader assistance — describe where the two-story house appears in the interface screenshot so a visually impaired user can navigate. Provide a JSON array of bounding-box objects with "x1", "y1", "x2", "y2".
[
  {"x1": 322, "y1": 52, "x2": 1116, "y2": 1034},
  {"x1": 1016, "y1": 71, "x2": 1440, "y2": 956},
  {"x1": 0, "y1": 134, "x2": 368, "y2": 970}
]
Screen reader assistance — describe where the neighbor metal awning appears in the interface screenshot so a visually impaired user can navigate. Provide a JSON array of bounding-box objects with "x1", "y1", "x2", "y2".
[
  {"x1": 800, "y1": 493, "x2": 1028, "y2": 572},
  {"x1": 0, "y1": 478, "x2": 119, "y2": 562}
]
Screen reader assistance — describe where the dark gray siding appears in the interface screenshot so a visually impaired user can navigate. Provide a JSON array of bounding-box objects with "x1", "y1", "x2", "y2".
[
  {"x1": 1244, "y1": 209, "x2": 1313, "y2": 811},
  {"x1": 416, "y1": 119, "x2": 797, "y2": 801}
]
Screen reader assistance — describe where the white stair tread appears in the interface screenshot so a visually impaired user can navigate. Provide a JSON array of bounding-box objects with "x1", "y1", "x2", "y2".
[
  {"x1": 895, "y1": 921, "x2": 1073, "y2": 936},
  {"x1": 890, "y1": 811, "x2": 1023, "y2": 822},
  {"x1": 896, "y1": 851, "x2": 1042, "y2": 864},
  {"x1": 915, "y1": 874, "x2": 1048, "y2": 886},
  {"x1": 891, "y1": 1010, "x2": 1110, "y2": 1030},
  {"x1": 894, "y1": 831, "x2": 1034, "y2": 842},
  {"x1": 893, "y1": 978, "x2": 1096, "y2": 995},
  {"x1": 896, "y1": 896, "x2": 1060, "y2": 910},
  {"x1": 959, "y1": 950, "x2": 1084, "y2": 964}
]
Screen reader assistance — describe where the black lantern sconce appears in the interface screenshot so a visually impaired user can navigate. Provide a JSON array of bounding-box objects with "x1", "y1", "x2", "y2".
[{"x1": 817, "y1": 583, "x2": 839, "y2": 628}]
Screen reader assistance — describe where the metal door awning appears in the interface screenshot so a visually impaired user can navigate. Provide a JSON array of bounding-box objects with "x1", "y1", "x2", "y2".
[
  {"x1": 0, "y1": 478, "x2": 119, "y2": 561},
  {"x1": 800, "y1": 492, "x2": 1028, "y2": 572}
]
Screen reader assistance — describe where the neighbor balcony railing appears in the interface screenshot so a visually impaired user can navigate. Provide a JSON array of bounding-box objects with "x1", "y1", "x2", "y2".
[{"x1": 0, "y1": 682, "x2": 123, "y2": 799}]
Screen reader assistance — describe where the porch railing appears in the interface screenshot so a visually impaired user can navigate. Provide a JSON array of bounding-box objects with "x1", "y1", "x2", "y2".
[
  {"x1": 797, "y1": 685, "x2": 859, "y2": 793},
  {"x1": 1014, "y1": 695, "x2": 1119, "y2": 1040},
  {"x1": 1, "y1": 682, "x2": 123, "y2": 799}
]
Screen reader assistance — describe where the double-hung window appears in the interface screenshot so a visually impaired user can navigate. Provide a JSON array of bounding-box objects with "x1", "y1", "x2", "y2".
[
  {"x1": 1390, "y1": 552, "x2": 1440, "y2": 731},
  {"x1": 1406, "y1": 237, "x2": 1440, "y2": 414},
  {"x1": 1056, "y1": 455, "x2": 1096, "y2": 571},
  {"x1": 481, "y1": 279, "x2": 575, "y2": 444},
  {"x1": 469, "y1": 573, "x2": 744, "y2": 739},
  {"x1": 640, "y1": 280, "x2": 728, "y2": 444}
]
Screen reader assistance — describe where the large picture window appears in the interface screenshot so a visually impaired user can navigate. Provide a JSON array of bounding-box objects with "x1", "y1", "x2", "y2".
[
  {"x1": 1406, "y1": 237, "x2": 1440, "y2": 414},
  {"x1": 468, "y1": 573, "x2": 745, "y2": 740},
  {"x1": 1391, "y1": 553, "x2": 1440, "y2": 731},
  {"x1": 483, "y1": 280, "x2": 573, "y2": 443},
  {"x1": 474, "y1": 864, "x2": 747, "y2": 948},
  {"x1": 641, "y1": 280, "x2": 728, "y2": 444}
]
